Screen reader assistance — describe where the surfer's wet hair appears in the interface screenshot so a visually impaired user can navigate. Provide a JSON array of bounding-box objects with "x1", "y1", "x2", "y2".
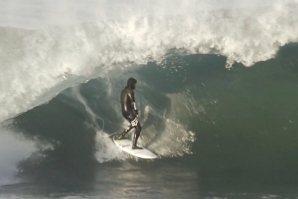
[{"x1": 127, "y1": 77, "x2": 137, "y2": 89}]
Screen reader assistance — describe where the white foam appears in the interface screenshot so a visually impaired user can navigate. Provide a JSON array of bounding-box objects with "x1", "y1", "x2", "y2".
[
  {"x1": 0, "y1": 126, "x2": 37, "y2": 186},
  {"x1": 68, "y1": 86, "x2": 124, "y2": 162},
  {"x1": 95, "y1": 132, "x2": 125, "y2": 163},
  {"x1": 0, "y1": 0, "x2": 298, "y2": 123},
  {"x1": 139, "y1": 104, "x2": 196, "y2": 157}
]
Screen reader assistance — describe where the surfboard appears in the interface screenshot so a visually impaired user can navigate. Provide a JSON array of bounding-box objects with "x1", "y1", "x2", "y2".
[{"x1": 112, "y1": 136, "x2": 157, "y2": 159}]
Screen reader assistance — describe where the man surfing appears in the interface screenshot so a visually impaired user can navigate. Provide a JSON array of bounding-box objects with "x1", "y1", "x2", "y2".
[{"x1": 115, "y1": 77, "x2": 143, "y2": 150}]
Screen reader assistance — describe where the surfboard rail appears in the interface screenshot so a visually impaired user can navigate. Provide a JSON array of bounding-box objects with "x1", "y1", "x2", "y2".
[{"x1": 113, "y1": 136, "x2": 157, "y2": 159}]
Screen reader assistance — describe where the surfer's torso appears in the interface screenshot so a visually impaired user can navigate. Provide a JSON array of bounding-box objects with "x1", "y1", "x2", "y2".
[{"x1": 120, "y1": 87, "x2": 138, "y2": 120}]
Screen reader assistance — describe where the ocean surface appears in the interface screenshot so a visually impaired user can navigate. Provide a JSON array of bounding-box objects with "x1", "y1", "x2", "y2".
[{"x1": 1, "y1": 0, "x2": 298, "y2": 198}]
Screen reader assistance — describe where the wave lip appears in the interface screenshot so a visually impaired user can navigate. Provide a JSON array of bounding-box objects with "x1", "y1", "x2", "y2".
[{"x1": 1, "y1": 1, "x2": 298, "y2": 122}]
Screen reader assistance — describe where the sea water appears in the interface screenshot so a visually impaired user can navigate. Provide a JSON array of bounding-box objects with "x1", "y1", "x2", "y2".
[{"x1": 1, "y1": 0, "x2": 298, "y2": 198}]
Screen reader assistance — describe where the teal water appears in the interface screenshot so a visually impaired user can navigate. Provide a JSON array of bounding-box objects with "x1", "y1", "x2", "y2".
[
  {"x1": 1, "y1": 43, "x2": 298, "y2": 198},
  {"x1": 1, "y1": 1, "x2": 298, "y2": 198}
]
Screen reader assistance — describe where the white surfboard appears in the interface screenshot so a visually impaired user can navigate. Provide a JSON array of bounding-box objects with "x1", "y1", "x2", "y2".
[{"x1": 113, "y1": 136, "x2": 157, "y2": 159}]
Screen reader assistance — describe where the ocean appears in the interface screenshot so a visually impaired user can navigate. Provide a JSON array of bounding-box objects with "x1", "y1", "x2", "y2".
[{"x1": 1, "y1": 0, "x2": 298, "y2": 198}]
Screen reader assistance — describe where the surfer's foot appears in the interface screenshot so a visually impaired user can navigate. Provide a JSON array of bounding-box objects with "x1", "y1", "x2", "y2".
[{"x1": 132, "y1": 145, "x2": 143, "y2": 150}]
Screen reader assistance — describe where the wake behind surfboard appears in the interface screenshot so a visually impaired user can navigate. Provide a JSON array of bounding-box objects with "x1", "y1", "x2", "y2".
[{"x1": 112, "y1": 136, "x2": 157, "y2": 159}]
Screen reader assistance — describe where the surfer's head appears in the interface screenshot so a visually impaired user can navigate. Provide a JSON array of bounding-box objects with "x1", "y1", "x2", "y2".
[{"x1": 127, "y1": 77, "x2": 137, "y2": 89}]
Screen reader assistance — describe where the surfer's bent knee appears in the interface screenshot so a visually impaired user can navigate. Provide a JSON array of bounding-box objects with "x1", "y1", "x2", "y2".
[{"x1": 135, "y1": 123, "x2": 142, "y2": 134}]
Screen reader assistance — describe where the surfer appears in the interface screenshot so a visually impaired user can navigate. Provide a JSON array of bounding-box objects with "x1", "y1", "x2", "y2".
[{"x1": 115, "y1": 77, "x2": 143, "y2": 150}]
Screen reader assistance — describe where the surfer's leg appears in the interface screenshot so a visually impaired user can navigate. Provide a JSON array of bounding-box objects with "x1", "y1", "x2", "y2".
[
  {"x1": 115, "y1": 114, "x2": 135, "y2": 140},
  {"x1": 132, "y1": 122, "x2": 143, "y2": 149},
  {"x1": 115, "y1": 124, "x2": 133, "y2": 140}
]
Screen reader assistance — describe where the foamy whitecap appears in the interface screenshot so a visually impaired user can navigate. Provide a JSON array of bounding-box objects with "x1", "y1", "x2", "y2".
[
  {"x1": 0, "y1": 0, "x2": 297, "y2": 123},
  {"x1": 0, "y1": 126, "x2": 37, "y2": 186}
]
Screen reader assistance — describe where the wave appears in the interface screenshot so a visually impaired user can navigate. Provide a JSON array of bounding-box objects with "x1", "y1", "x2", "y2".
[
  {"x1": 1, "y1": 1, "x2": 298, "y2": 196},
  {"x1": 8, "y1": 75, "x2": 197, "y2": 163},
  {"x1": 0, "y1": 42, "x2": 298, "y2": 190},
  {"x1": 0, "y1": 0, "x2": 298, "y2": 124},
  {"x1": 0, "y1": 126, "x2": 37, "y2": 186}
]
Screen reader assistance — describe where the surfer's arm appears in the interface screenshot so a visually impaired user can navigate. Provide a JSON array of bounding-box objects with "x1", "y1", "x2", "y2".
[
  {"x1": 132, "y1": 102, "x2": 138, "y2": 116},
  {"x1": 131, "y1": 92, "x2": 139, "y2": 116}
]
